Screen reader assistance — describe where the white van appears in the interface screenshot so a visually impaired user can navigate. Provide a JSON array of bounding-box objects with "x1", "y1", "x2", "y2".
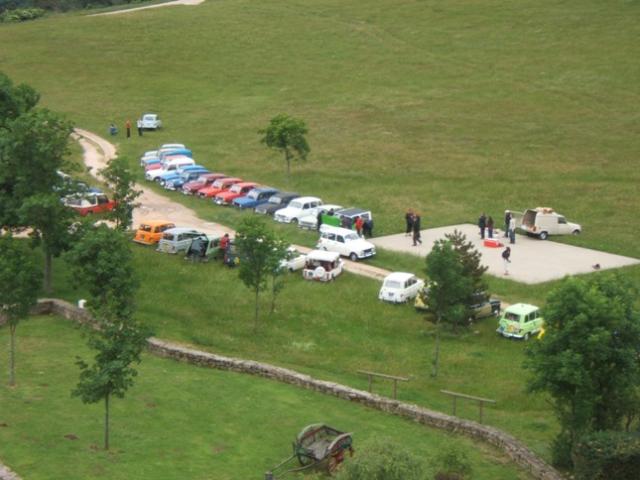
[
  {"x1": 145, "y1": 156, "x2": 195, "y2": 181},
  {"x1": 317, "y1": 226, "x2": 376, "y2": 261},
  {"x1": 274, "y1": 196, "x2": 323, "y2": 224},
  {"x1": 157, "y1": 227, "x2": 205, "y2": 254},
  {"x1": 519, "y1": 207, "x2": 581, "y2": 240},
  {"x1": 302, "y1": 250, "x2": 344, "y2": 282}
]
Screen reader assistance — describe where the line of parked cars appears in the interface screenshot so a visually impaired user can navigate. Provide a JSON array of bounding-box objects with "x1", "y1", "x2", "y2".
[{"x1": 138, "y1": 144, "x2": 377, "y2": 263}]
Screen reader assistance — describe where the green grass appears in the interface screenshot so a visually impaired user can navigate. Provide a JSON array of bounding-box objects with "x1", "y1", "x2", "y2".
[{"x1": 0, "y1": 316, "x2": 530, "y2": 480}]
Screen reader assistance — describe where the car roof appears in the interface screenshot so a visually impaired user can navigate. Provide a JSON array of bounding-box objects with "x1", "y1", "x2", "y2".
[
  {"x1": 253, "y1": 187, "x2": 278, "y2": 193},
  {"x1": 321, "y1": 225, "x2": 359, "y2": 235},
  {"x1": 139, "y1": 220, "x2": 174, "y2": 228},
  {"x1": 200, "y1": 173, "x2": 226, "y2": 179},
  {"x1": 163, "y1": 227, "x2": 201, "y2": 235},
  {"x1": 289, "y1": 196, "x2": 321, "y2": 203},
  {"x1": 273, "y1": 191, "x2": 299, "y2": 199},
  {"x1": 219, "y1": 177, "x2": 242, "y2": 183},
  {"x1": 306, "y1": 250, "x2": 341, "y2": 262},
  {"x1": 336, "y1": 207, "x2": 370, "y2": 217},
  {"x1": 384, "y1": 272, "x2": 418, "y2": 283},
  {"x1": 505, "y1": 303, "x2": 539, "y2": 315},
  {"x1": 234, "y1": 182, "x2": 258, "y2": 188}
]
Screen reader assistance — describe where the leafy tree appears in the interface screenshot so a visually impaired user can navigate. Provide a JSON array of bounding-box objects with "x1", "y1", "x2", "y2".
[
  {"x1": 432, "y1": 444, "x2": 473, "y2": 479},
  {"x1": 444, "y1": 229, "x2": 488, "y2": 299},
  {"x1": 0, "y1": 234, "x2": 40, "y2": 386},
  {"x1": 526, "y1": 274, "x2": 640, "y2": 468},
  {"x1": 235, "y1": 217, "x2": 284, "y2": 332},
  {"x1": 0, "y1": 71, "x2": 39, "y2": 130},
  {"x1": 66, "y1": 225, "x2": 150, "y2": 449},
  {"x1": 99, "y1": 156, "x2": 141, "y2": 230},
  {"x1": 425, "y1": 239, "x2": 472, "y2": 377},
  {"x1": 335, "y1": 438, "x2": 426, "y2": 480},
  {"x1": 259, "y1": 114, "x2": 310, "y2": 176}
]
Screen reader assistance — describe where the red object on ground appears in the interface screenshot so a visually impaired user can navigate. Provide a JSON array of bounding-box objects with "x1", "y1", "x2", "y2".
[{"x1": 484, "y1": 238, "x2": 503, "y2": 248}]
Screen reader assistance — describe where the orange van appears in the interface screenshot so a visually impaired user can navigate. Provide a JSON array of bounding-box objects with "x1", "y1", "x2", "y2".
[{"x1": 133, "y1": 220, "x2": 176, "y2": 245}]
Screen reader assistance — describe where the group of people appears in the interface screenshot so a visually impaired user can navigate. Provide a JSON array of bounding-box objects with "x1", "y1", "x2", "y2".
[
  {"x1": 405, "y1": 210, "x2": 423, "y2": 246},
  {"x1": 478, "y1": 210, "x2": 516, "y2": 245},
  {"x1": 316, "y1": 210, "x2": 374, "y2": 238},
  {"x1": 109, "y1": 119, "x2": 143, "y2": 138}
]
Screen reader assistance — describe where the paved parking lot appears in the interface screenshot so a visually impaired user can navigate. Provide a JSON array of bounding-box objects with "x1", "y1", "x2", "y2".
[{"x1": 370, "y1": 224, "x2": 639, "y2": 284}]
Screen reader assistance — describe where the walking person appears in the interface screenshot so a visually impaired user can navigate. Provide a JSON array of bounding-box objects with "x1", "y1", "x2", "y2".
[
  {"x1": 504, "y1": 210, "x2": 512, "y2": 237},
  {"x1": 478, "y1": 212, "x2": 487, "y2": 239},
  {"x1": 125, "y1": 119, "x2": 131, "y2": 138},
  {"x1": 509, "y1": 216, "x2": 516, "y2": 244},
  {"x1": 412, "y1": 213, "x2": 422, "y2": 246},
  {"x1": 487, "y1": 216, "x2": 494, "y2": 239},
  {"x1": 405, "y1": 209, "x2": 414, "y2": 236},
  {"x1": 502, "y1": 246, "x2": 511, "y2": 275},
  {"x1": 137, "y1": 119, "x2": 143, "y2": 137}
]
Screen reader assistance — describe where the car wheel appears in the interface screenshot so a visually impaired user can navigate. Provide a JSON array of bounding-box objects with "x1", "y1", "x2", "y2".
[
  {"x1": 523, "y1": 332, "x2": 530, "y2": 341},
  {"x1": 538, "y1": 231, "x2": 548, "y2": 240},
  {"x1": 349, "y1": 252, "x2": 358, "y2": 262},
  {"x1": 572, "y1": 229, "x2": 580, "y2": 235},
  {"x1": 291, "y1": 218, "x2": 298, "y2": 225}
]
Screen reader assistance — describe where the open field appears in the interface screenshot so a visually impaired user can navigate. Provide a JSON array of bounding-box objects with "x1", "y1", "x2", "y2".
[{"x1": 0, "y1": 316, "x2": 530, "y2": 479}]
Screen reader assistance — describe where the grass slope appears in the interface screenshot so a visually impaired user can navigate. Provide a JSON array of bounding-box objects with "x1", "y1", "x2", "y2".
[{"x1": 0, "y1": 316, "x2": 529, "y2": 479}]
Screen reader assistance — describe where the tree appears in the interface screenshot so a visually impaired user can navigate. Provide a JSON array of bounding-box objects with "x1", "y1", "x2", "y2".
[
  {"x1": 235, "y1": 217, "x2": 284, "y2": 332},
  {"x1": 66, "y1": 225, "x2": 150, "y2": 450},
  {"x1": 0, "y1": 71, "x2": 39, "y2": 130},
  {"x1": 525, "y1": 274, "x2": 640, "y2": 468},
  {"x1": 99, "y1": 156, "x2": 141, "y2": 230},
  {"x1": 424, "y1": 239, "x2": 473, "y2": 377},
  {"x1": 259, "y1": 114, "x2": 310, "y2": 176},
  {"x1": 267, "y1": 238, "x2": 289, "y2": 314},
  {"x1": 444, "y1": 229, "x2": 488, "y2": 299},
  {"x1": 0, "y1": 234, "x2": 40, "y2": 386}
]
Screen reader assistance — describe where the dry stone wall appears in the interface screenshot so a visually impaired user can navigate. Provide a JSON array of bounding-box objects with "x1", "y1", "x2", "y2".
[{"x1": 13, "y1": 299, "x2": 563, "y2": 480}]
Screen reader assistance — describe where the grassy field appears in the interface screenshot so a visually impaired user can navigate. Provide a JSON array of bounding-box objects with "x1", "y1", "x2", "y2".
[{"x1": 0, "y1": 316, "x2": 531, "y2": 480}]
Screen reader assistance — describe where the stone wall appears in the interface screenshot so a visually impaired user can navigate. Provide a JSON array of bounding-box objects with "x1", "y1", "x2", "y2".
[{"x1": 23, "y1": 299, "x2": 563, "y2": 480}]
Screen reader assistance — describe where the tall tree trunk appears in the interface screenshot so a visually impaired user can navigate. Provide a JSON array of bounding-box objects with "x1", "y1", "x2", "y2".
[
  {"x1": 9, "y1": 323, "x2": 16, "y2": 386},
  {"x1": 254, "y1": 286, "x2": 260, "y2": 333},
  {"x1": 431, "y1": 312, "x2": 441, "y2": 377},
  {"x1": 44, "y1": 249, "x2": 52, "y2": 295},
  {"x1": 104, "y1": 392, "x2": 110, "y2": 450}
]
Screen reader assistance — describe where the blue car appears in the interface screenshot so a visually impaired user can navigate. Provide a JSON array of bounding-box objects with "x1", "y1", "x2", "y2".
[
  {"x1": 159, "y1": 148, "x2": 193, "y2": 162},
  {"x1": 159, "y1": 166, "x2": 208, "y2": 187},
  {"x1": 165, "y1": 170, "x2": 210, "y2": 191},
  {"x1": 233, "y1": 187, "x2": 280, "y2": 209}
]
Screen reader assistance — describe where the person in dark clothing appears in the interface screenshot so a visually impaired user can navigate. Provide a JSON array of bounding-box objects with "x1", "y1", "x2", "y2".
[
  {"x1": 405, "y1": 210, "x2": 414, "y2": 236},
  {"x1": 341, "y1": 216, "x2": 353, "y2": 230},
  {"x1": 363, "y1": 218, "x2": 373, "y2": 238},
  {"x1": 316, "y1": 210, "x2": 323, "y2": 231},
  {"x1": 487, "y1": 216, "x2": 494, "y2": 239},
  {"x1": 478, "y1": 213, "x2": 487, "y2": 239},
  {"x1": 125, "y1": 119, "x2": 131, "y2": 138},
  {"x1": 412, "y1": 214, "x2": 422, "y2": 246},
  {"x1": 137, "y1": 119, "x2": 143, "y2": 137},
  {"x1": 502, "y1": 246, "x2": 511, "y2": 275},
  {"x1": 504, "y1": 210, "x2": 512, "y2": 237},
  {"x1": 108, "y1": 123, "x2": 118, "y2": 136}
]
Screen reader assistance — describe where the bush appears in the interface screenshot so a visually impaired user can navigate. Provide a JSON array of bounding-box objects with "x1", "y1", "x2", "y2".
[
  {"x1": 335, "y1": 438, "x2": 427, "y2": 480},
  {"x1": 432, "y1": 445, "x2": 473, "y2": 480},
  {"x1": 0, "y1": 7, "x2": 45, "y2": 22},
  {"x1": 572, "y1": 431, "x2": 640, "y2": 480}
]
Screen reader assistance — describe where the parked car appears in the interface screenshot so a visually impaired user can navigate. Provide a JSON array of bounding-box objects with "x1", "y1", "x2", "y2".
[
  {"x1": 415, "y1": 289, "x2": 501, "y2": 320},
  {"x1": 160, "y1": 143, "x2": 186, "y2": 150},
  {"x1": 159, "y1": 166, "x2": 209, "y2": 187},
  {"x1": 280, "y1": 246, "x2": 307, "y2": 272},
  {"x1": 214, "y1": 182, "x2": 259, "y2": 206},
  {"x1": 378, "y1": 272, "x2": 424, "y2": 304},
  {"x1": 322, "y1": 207, "x2": 372, "y2": 230},
  {"x1": 254, "y1": 191, "x2": 300, "y2": 216},
  {"x1": 184, "y1": 234, "x2": 221, "y2": 262},
  {"x1": 197, "y1": 177, "x2": 243, "y2": 199},
  {"x1": 274, "y1": 196, "x2": 323, "y2": 224},
  {"x1": 518, "y1": 207, "x2": 581, "y2": 240},
  {"x1": 165, "y1": 170, "x2": 211, "y2": 191},
  {"x1": 139, "y1": 113, "x2": 162, "y2": 130},
  {"x1": 316, "y1": 225, "x2": 376, "y2": 261},
  {"x1": 63, "y1": 193, "x2": 116, "y2": 216},
  {"x1": 233, "y1": 187, "x2": 279, "y2": 209},
  {"x1": 182, "y1": 173, "x2": 227, "y2": 195},
  {"x1": 298, "y1": 204, "x2": 343, "y2": 230},
  {"x1": 133, "y1": 220, "x2": 176, "y2": 245},
  {"x1": 302, "y1": 250, "x2": 344, "y2": 282},
  {"x1": 159, "y1": 148, "x2": 192, "y2": 161},
  {"x1": 145, "y1": 157, "x2": 195, "y2": 182},
  {"x1": 496, "y1": 303, "x2": 544, "y2": 340},
  {"x1": 157, "y1": 227, "x2": 207, "y2": 254}
]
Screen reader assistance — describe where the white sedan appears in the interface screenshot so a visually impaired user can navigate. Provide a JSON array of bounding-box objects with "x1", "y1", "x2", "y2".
[
  {"x1": 378, "y1": 272, "x2": 424, "y2": 304},
  {"x1": 280, "y1": 247, "x2": 307, "y2": 272}
]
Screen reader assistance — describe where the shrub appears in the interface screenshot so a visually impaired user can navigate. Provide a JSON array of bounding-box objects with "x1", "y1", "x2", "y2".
[
  {"x1": 0, "y1": 7, "x2": 45, "y2": 22},
  {"x1": 573, "y1": 431, "x2": 640, "y2": 480},
  {"x1": 432, "y1": 446, "x2": 473, "y2": 480},
  {"x1": 335, "y1": 438, "x2": 427, "y2": 480}
]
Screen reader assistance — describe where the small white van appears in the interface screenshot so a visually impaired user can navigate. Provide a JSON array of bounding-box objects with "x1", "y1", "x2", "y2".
[
  {"x1": 317, "y1": 226, "x2": 376, "y2": 261},
  {"x1": 519, "y1": 207, "x2": 581, "y2": 240}
]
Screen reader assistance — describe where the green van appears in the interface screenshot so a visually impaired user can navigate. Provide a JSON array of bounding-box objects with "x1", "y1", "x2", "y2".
[{"x1": 496, "y1": 303, "x2": 544, "y2": 341}]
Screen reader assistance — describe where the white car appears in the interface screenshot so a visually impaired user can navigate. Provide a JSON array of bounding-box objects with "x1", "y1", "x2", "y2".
[
  {"x1": 274, "y1": 196, "x2": 323, "y2": 224},
  {"x1": 298, "y1": 204, "x2": 343, "y2": 230},
  {"x1": 160, "y1": 143, "x2": 185, "y2": 150},
  {"x1": 139, "y1": 113, "x2": 162, "y2": 130},
  {"x1": 280, "y1": 247, "x2": 307, "y2": 272},
  {"x1": 302, "y1": 250, "x2": 344, "y2": 282},
  {"x1": 317, "y1": 226, "x2": 376, "y2": 261},
  {"x1": 145, "y1": 157, "x2": 195, "y2": 181},
  {"x1": 378, "y1": 272, "x2": 424, "y2": 304}
]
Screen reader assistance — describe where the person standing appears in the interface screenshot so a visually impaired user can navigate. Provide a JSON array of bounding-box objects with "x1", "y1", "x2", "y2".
[
  {"x1": 412, "y1": 213, "x2": 422, "y2": 246},
  {"x1": 405, "y1": 210, "x2": 414, "y2": 236},
  {"x1": 502, "y1": 246, "x2": 511, "y2": 275},
  {"x1": 355, "y1": 216, "x2": 364, "y2": 237},
  {"x1": 504, "y1": 210, "x2": 512, "y2": 237},
  {"x1": 125, "y1": 119, "x2": 131, "y2": 138},
  {"x1": 363, "y1": 218, "x2": 373, "y2": 238},
  {"x1": 478, "y1": 213, "x2": 487, "y2": 239},
  {"x1": 509, "y1": 217, "x2": 516, "y2": 244},
  {"x1": 137, "y1": 119, "x2": 143, "y2": 137},
  {"x1": 487, "y1": 216, "x2": 494, "y2": 239}
]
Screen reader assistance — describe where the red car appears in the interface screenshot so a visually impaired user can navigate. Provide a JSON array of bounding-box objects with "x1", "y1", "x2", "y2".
[
  {"x1": 64, "y1": 193, "x2": 116, "y2": 216},
  {"x1": 214, "y1": 182, "x2": 259, "y2": 206},
  {"x1": 197, "y1": 177, "x2": 242, "y2": 199},
  {"x1": 182, "y1": 173, "x2": 226, "y2": 195}
]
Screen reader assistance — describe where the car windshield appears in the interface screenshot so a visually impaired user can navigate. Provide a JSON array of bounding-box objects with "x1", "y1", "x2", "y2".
[
  {"x1": 384, "y1": 280, "x2": 403, "y2": 289},
  {"x1": 269, "y1": 197, "x2": 282, "y2": 205},
  {"x1": 288, "y1": 200, "x2": 303, "y2": 209},
  {"x1": 505, "y1": 312, "x2": 521, "y2": 321},
  {"x1": 247, "y1": 191, "x2": 259, "y2": 200},
  {"x1": 230, "y1": 185, "x2": 242, "y2": 193},
  {"x1": 140, "y1": 224, "x2": 152, "y2": 232},
  {"x1": 162, "y1": 233, "x2": 175, "y2": 241},
  {"x1": 344, "y1": 233, "x2": 360, "y2": 241},
  {"x1": 212, "y1": 180, "x2": 224, "y2": 188}
]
